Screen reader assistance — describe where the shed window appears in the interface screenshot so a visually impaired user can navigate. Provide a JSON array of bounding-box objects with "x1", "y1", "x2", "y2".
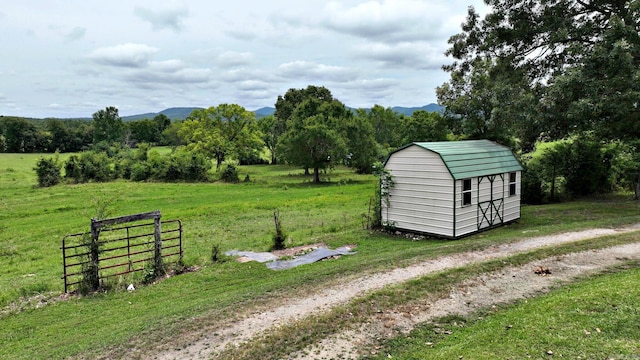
[
  {"x1": 509, "y1": 172, "x2": 517, "y2": 196},
  {"x1": 462, "y1": 179, "x2": 472, "y2": 206}
]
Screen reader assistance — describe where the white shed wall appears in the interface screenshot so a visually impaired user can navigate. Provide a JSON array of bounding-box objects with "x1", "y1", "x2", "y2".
[
  {"x1": 383, "y1": 146, "x2": 454, "y2": 237},
  {"x1": 454, "y1": 177, "x2": 477, "y2": 237},
  {"x1": 503, "y1": 171, "x2": 522, "y2": 223}
]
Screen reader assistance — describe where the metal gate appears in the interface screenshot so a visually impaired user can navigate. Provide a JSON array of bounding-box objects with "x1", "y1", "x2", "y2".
[
  {"x1": 477, "y1": 174, "x2": 504, "y2": 230},
  {"x1": 61, "y1": 211, "x2": 182, "y2": 293}
]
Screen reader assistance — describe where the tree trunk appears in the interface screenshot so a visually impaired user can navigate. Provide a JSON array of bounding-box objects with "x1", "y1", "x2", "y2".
[
  {"x1": 304, "y1": 168, "x2": 310, "y2": 175},
  {"x1": 313, "y1": 167, "x2": 320, "y2": 183}
]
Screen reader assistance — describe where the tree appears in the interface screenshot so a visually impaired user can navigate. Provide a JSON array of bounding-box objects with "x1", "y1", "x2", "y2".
[
  {"x1": 437, "y1": 58, "x2": 534, "y2": 148},
  {"x1": 343, "y1": 115, "x2": 379, "y2": 174},
  {"x1": 273, "y1": 85, "x2": 334, "y2": 165},
  {"x1": 179, "y1": 104, "x2": 263, "y2": 169},
  {"x1": 398, "y1": 110, "x2": 450, "y2": 144},
  {"x1": 1, "y1": 117, "x2": 40, "y2": 152},
  {"x1": 161, "y1": 120, "x2": 184, "y2": 146},
  {"x1": 444, "y1": 1, "x2": 640, "y2": 143},
  {"x1": 153, "y1": 113, "x2": 171, "y2": 137},
  {"x1": 257, "y1": 115, "x2": 278, "y2": 164},
  {"x1": 45, "y1": 119, "x2": 72, "y2": 152},
  {"x1": 128, "y1": 118, "x2": 158, "y2": 144},
  {"x1": 355, "y1": 105, "x2": 403, "y2": 148},
  {"x1": 278, "y1": 95, "x2": 351, "y2": 183},
  {"x1": 92, "y1": 106, "x2": 125, "y2": 145}
]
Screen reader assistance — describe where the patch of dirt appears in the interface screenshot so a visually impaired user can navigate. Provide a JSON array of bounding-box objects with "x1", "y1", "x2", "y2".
[{"x1": 144, "y1": 226, "x2": 640, "y2": 360}]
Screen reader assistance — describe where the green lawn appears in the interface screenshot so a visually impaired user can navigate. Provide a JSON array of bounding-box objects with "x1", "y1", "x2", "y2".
[
  {"x1": 1, "y1": 152, "x2": 639, "y2": 359},
  {"x1": 374, "y1": 263, "x2": 640, "y2": 359}
]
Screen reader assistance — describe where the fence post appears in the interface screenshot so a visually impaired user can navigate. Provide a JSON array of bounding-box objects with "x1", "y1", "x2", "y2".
[
  {"x1": 89, "y1": 219, "x2": 101, "y2": 291},
  {"x1": 153, "y1": 212, "x2": 164, "y2": 276}
]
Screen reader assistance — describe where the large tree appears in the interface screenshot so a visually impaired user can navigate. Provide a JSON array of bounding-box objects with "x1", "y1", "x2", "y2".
[
  {"x1": 443, "y1": 0, "x2": 640, "y2": 144},
  {"x1": 398, "y1": 110, "x2": 450, "y2": 145},
  {"x1": 277, "y1": 93, "x2": 351, "y2": 183},
  {"x1": 355, "y1": 105, "x2": 403, "y2": 149},
  {"x1": 92, "y1": 106, "x2": 125, "y2": 145},
  {"x1": 272, "y1": 85, "x2": 334, "y2": 165},
  {"x1": 179, "y1": 104, "x2": 263, "y2": 169}
]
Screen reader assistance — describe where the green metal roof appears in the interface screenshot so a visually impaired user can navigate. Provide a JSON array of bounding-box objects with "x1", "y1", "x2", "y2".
[{"x1": 391, "y1": 140, "x2": 523, "y2": 180}]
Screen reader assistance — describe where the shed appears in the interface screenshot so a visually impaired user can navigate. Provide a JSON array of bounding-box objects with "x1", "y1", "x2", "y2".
[{"x1": 381, "y1": 140, "x2": 523, "y2": 239}]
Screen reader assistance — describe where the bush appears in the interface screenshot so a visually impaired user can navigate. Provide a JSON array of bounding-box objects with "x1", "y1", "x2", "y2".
[
  {"x1": 220, "y1": 162, "x2": 239, "y2": 183},
  {"x1": 34, "y1": 155, "x2": 62, "y2": 187},
  {"x1": 130, "y1": 162, "x2": 151, "y2": 181},
  {"x1": 64, "y1": 151, "x2": 113, "y2": 183}
]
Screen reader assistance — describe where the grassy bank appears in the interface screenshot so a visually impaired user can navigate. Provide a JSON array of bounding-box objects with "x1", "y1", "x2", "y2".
[{"x1": 374, "y1": 261, "x2": 640, "y2": 359}]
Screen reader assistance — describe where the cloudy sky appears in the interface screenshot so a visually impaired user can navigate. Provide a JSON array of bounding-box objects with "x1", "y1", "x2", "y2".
[{"x1": 0, "y1": 1, "x2": 487, "y2": 118}]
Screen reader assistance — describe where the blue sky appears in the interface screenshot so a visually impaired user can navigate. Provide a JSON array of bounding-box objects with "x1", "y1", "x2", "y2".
[{"x1": 0, "y1": 1, "x2": 487, "y2": 118}]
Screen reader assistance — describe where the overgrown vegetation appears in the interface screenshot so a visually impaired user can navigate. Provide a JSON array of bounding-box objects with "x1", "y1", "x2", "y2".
[{"x1": 271, "y1": 209, "x2": 286, "y2": 250}]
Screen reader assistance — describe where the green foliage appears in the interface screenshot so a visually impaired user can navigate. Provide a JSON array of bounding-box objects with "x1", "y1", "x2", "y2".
[
  {"x1": 34, "y1": 155, "x2": 62, "y2": 187},
  {"x1": 355, "y1": 105, "x2": 403, "y2": 148},
  {"x1": 277, "y1": 90, "x2": 352, "y2": 183},
  {"x1": 92, "y1": 106, "x2": 125, "y2": 145},
  {"x1": 399, "y1": 110, "x2": 450, "y2": 144},
  {"x1": 371, "y1": 161, "x2": 395, "y2": 228},
  {"x1": 442, "y1": 1, "x2": 640, "y2": 153},
  {"x1": 522, "y1": 137, "x2": 632, "y2": 202},
  {"x1": 64, "y1": 151, "x2": 113, "y2": 183},
  {"x1": 257, "y1": 115, "x2": 283, "y2": 164},
  {"x1": 219, "y1": 161, "x2": 240, "y2": 183},
  {"x1": 179, "y1": 104, "x2": 264, "y2": 169},
  {"x1": 343, "y1": 115, "x2": 379, "y2": 174}
]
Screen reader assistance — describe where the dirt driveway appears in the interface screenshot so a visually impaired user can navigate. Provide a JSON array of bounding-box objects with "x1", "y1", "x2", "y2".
[{"x1": 148, "y1": 225, "x2": 640, "y2": 360}]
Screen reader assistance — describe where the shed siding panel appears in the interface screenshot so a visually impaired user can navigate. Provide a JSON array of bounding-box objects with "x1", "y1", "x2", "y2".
[
  {"x1": 504, "y1": 171, "x2": 522, "y2": 222},
  {"x1": 383, "y1": 145, "x2": 454, "y2": 237},
  {"x1": 454, "y1": 178, "x2": 478, "y2": 237}
]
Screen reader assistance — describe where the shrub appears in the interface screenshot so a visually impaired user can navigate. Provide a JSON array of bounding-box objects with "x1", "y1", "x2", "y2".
[
  {"x1": 34, "y1": 155, "x2": 62, "y2": 187},
  {"x1": 220, "y1": 162, "x2": 239, "y2": 183},
  {"x1": 271, "y1": 209, "x2": 286, "y2": 250},
  {"x1": 130, "y1": 162, "x2": 151, "y2": 181}
]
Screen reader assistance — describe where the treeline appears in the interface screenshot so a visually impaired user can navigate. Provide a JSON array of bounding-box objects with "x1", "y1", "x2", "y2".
[{"x1": 0, "y1": 110, "x2": 180, "y2": 153}]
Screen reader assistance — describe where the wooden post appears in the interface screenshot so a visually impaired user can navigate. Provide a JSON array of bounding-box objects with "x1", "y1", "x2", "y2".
[
  {"x1": 89, "y1": 219, "x2": 101, "y2": 291},
  {"x1": 153, "y1": 212, "x2": 164, "y2": 276}
]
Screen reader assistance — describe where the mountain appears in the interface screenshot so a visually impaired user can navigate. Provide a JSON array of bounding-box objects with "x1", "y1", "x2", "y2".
[
  {"x1": 122, "y1": 107, "x2": 203, "y2": 121},
  {"x1": 119, "y1": 103, "x2": 444, "y2": 122},
  {"x1": 254, "y1": 107, "x2": 275, "y2": 118},
  {"x1": 391, "y1": 104, "x2": 444, "y2": 116}
]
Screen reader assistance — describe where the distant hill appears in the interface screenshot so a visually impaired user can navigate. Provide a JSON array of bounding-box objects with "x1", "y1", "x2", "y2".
[
  {"x1": 28, "y1": 103, "x2": 444, "y2": 122},
  {"x1": 122, "y1": 107, "x2": 203, "y2": 121},
  {"x1": 254, "y1": 107, "x2": 275, "y2": 118},
  {"x1": 391, "y1": 104, "x2": 444, "y2": 115}
]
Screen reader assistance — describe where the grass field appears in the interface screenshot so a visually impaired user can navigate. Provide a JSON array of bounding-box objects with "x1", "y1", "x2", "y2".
[
  {"x1": 1, "y1": 152, "x2": 640, "y2": 359},
  {"x1": 373, "y1": 262, "x2": 640, "y2": 359}
]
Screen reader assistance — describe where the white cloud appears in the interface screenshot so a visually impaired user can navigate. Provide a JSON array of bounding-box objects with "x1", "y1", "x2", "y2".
[
  {"x1": 278, "y1": 61, "x2": 358, "y2": 82},
  {"x1": 354, "y1": 42, "x2": 447, "y2": 70},
  {"x1": 215, "y1": 51, "x2": 255, "y2": 68},
  {"x1": 321, "y1": 0, "x2": 448, "y2": 43},
  {"x1": 87, "y1": 43, "x2": 158, "y2": 68},
  {"x1": 134, "y1": 4, "x2": 189, "y2": 32},
  {"x1": 127, "y1": 67, "x2": 212, "y2": 85}
]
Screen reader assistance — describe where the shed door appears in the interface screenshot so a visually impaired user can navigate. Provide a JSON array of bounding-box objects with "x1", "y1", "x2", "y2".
[{"x1": 477, "y1": 174, "x2": 504, "y2": 230}]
